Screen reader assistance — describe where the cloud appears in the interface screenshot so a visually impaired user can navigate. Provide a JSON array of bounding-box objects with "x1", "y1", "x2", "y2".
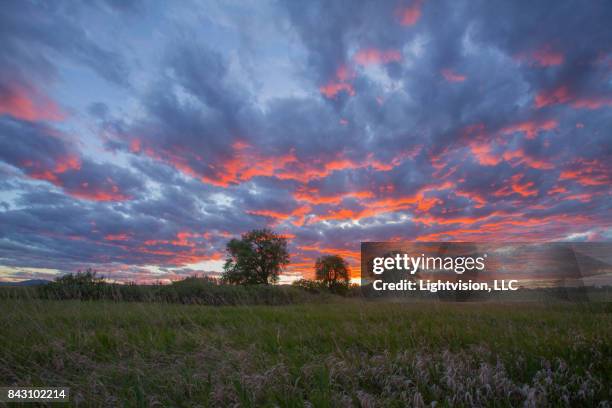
[
  {"x1": 1, "y1": 0, "x2": 611, "y2": 282},
  {"x1": 0, "y1": 117, "x2": 142, "y2": 201},
  {"x1": 396, "y1": 0, "x2": 424, "y2": 26},
  {"x1": 441, "y1": 68, "x2": 467, "y2": 82},
  {"x1": 0, "y1": 83, "x2": 65, "y2": 122}
]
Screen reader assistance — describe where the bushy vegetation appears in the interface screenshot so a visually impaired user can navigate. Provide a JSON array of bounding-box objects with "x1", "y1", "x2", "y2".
[
  {"x1": 1, "y1": 300, "x2": 609, "y2": 406},
  {"x1": 292, "y1": 278, "x2": 360, "y2": 297},
  {"x1": 18, "y1": 271, "x2": 328, "y2": 305}
]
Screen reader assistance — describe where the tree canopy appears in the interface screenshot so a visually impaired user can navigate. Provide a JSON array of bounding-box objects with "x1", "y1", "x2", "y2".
[
  {"x1": 221, "y1": 229, "x2": 289, "y2": 285},
  {"x1": 315, "y1": 255, "x2": 350, "y2": 289}
]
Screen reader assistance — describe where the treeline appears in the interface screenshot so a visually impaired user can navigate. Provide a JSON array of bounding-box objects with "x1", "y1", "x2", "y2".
[
  {"x1": 0, "y1": 271, "x2": 340, "y2": 305},
  {"x1": 1, "y1": 228, "x2": 362, "y2": 305}
]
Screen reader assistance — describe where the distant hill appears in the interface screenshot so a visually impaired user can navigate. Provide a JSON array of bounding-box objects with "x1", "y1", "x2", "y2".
[{"x1": 0, "y1": 279, "x2": 51, "y2": 286}]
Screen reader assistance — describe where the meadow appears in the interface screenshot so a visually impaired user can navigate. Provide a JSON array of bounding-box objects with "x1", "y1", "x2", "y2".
[{"x1": 1, "y1": 297, "x2": 610, "y2": 407}]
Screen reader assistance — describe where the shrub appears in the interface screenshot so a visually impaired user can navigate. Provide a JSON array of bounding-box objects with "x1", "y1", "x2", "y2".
[
  {"x1": 292, "y1": 279, "x2": 326, "y2": 293},
  {"x1": 36, "y1": 272, "x2": 322, "y2": 305},
  {"x1": 38, "y1": 269, "x2": 109, "y2": 300}
]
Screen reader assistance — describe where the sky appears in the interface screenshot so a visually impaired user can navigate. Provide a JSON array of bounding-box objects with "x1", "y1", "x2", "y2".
[{"x1": 0, "y1": 0, "x2": 611, "y2": 283}]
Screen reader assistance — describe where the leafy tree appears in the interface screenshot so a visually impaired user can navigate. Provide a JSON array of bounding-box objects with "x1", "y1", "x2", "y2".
[
  {"x1": 315, "y1": 255, "x2": 350, "y2": 292},
  {"x1": 221, "y1": 229, "x2": 289, "y2": 285}
]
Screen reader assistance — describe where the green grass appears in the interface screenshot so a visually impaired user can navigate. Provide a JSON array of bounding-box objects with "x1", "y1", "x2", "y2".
[{"x1": 1, "y1": 299, "x2": 610, "y2": 407}]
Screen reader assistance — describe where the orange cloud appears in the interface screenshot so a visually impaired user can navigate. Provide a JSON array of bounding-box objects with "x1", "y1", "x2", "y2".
[
  {"x1": 138, "y1": 139, "x2": 414, "y2": 188},
  {"x1": 310, "y1": 181, "x2": 452, "y2": 222},
  {"x1": 0, "y1": 84, "x2": 64, "y2": 122},
  {"x1": 293, "y1": 188, "x2": 375, "y2": 205},
  {"x1": 494, "y1": 174, "x2": 537, "y2": 198},
  {"x1": 501, "y1": 148, "x2": 554, "y2": 170},
  {"x1": 559, "y1": 159, "x2": 610, "y2": 186},
  {"x1": 277, "y1": 151, "x2": 411, "y2": 183},
  {"x1": 247, "y1": 205, "x2": 312, "y2": 226},
  {"x1": 143, "y1": 141, "x2": 299, "y2": 187},
  {"x1": 468, "y1": 122, "x2": 555, "y2": 169}
]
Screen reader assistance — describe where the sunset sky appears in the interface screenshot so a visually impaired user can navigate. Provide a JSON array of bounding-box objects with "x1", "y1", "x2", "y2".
[{"x1": 0, "y1": 0, "x2": 611, "y2": 283}]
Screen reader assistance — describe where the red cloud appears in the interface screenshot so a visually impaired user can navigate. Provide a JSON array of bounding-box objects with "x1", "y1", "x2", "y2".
[
  {"x1": 502, "y1": 148, "x2": 554, "y2": 170},
  {"x1": 354, "y1": 48, "x2": 402, "y2": 66},
  {"x1": 441, "y1": 68, "x2": 466, "y2": 82},
  {"x1": 134, "y1": 138, "x2": 413, "y2": 188},
  {"x1": 535, "y1": 85, "x2": 572, "y2": 108},
  {"x1": 531, "y1": 46, "x2": 564, "y2": 66},
  {"x1": 22, "y1": 155, "x2": 81, "y2": 184},
  {"x1": 105, "y1": 233, "x2": 130, "y2": 241},
  {"x1": 335, "y1": 65, "x2": 355, "y2": 82},
  {"x1": 129, "y1": 138, "x2": 142, "y2": 153},
  {"x1": 501, "y1": 119, "x2": 557, "y2": 139},
  {"x1": 396, "y1": 0, "x2": 423, "y2": 26},
  {"x1": 454, "y1": 190, "x2": 486, "y2": 208},
  {"x1": 571, "y1": 97, "x2": 612, "y2": 110},
  {"x1": 517, "y1": 45, "x2": 564, "y2": 67},
  {"x1": 138, "y1": 141, "x2": 298, "y2": 187},
  {"x1": 414, "y1": 213, "x2": 596, "y2": 242},
  {"x1": 310, "y1": 181, "x2": 452, "y2": 223},
  {"x1": 470, "y1": 143, "x2": 501, "y2": 166},
  {"x1": 559, "y1": 159, "x2": 610, "y2": 186},
  {"x1": 27, "y1": 163, "x2": 131, "y2": 202},
  {"x1": 535, "y1": 85, "x2": 612, "y2": 109},
  {"x1": 319, "y1": 82, "x2": 355, "y2": 98},
  {"x1": 276, "y1": 151, "x2": 411, "y2": 183},
  {"x1": 0, "y1": 84, "x2": 64, "y2": 122},
  {"x1": 293, "y1": 188, "x2": 375, "y2": 205},
  {"x1": 494, "y1": 174, "x2": 538, "y2": 198},
  {"x1": 320, "y1": 64, "x2": 356, "y2": 99},
  {"x1": 247, "y1": 205, "x2": 312, "y2": 227},
  {"x1": 70, "y1": 183, "x2": 132, "y2": 202},
  {"x1": 548, "y1": 185, "x2": 568, "y2": 195}
]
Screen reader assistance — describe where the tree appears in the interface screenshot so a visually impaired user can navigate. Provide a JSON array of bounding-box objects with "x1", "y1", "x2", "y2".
[
  {"x1": 221, "y1": 229, "x2": 289, "y2": 285},
  {"x1": 315, "y1": 255, "x2": 350, "y2": 292}
]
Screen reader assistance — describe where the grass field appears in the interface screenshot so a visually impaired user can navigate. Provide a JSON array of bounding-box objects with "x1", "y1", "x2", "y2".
[{"x1": 1, "y1": 299, "x2": 610, "y2": 407}]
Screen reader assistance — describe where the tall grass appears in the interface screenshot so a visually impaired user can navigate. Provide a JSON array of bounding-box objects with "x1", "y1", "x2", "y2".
[{"x1": 0, "y1": 299, "x2": 609, "y2": 407}]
